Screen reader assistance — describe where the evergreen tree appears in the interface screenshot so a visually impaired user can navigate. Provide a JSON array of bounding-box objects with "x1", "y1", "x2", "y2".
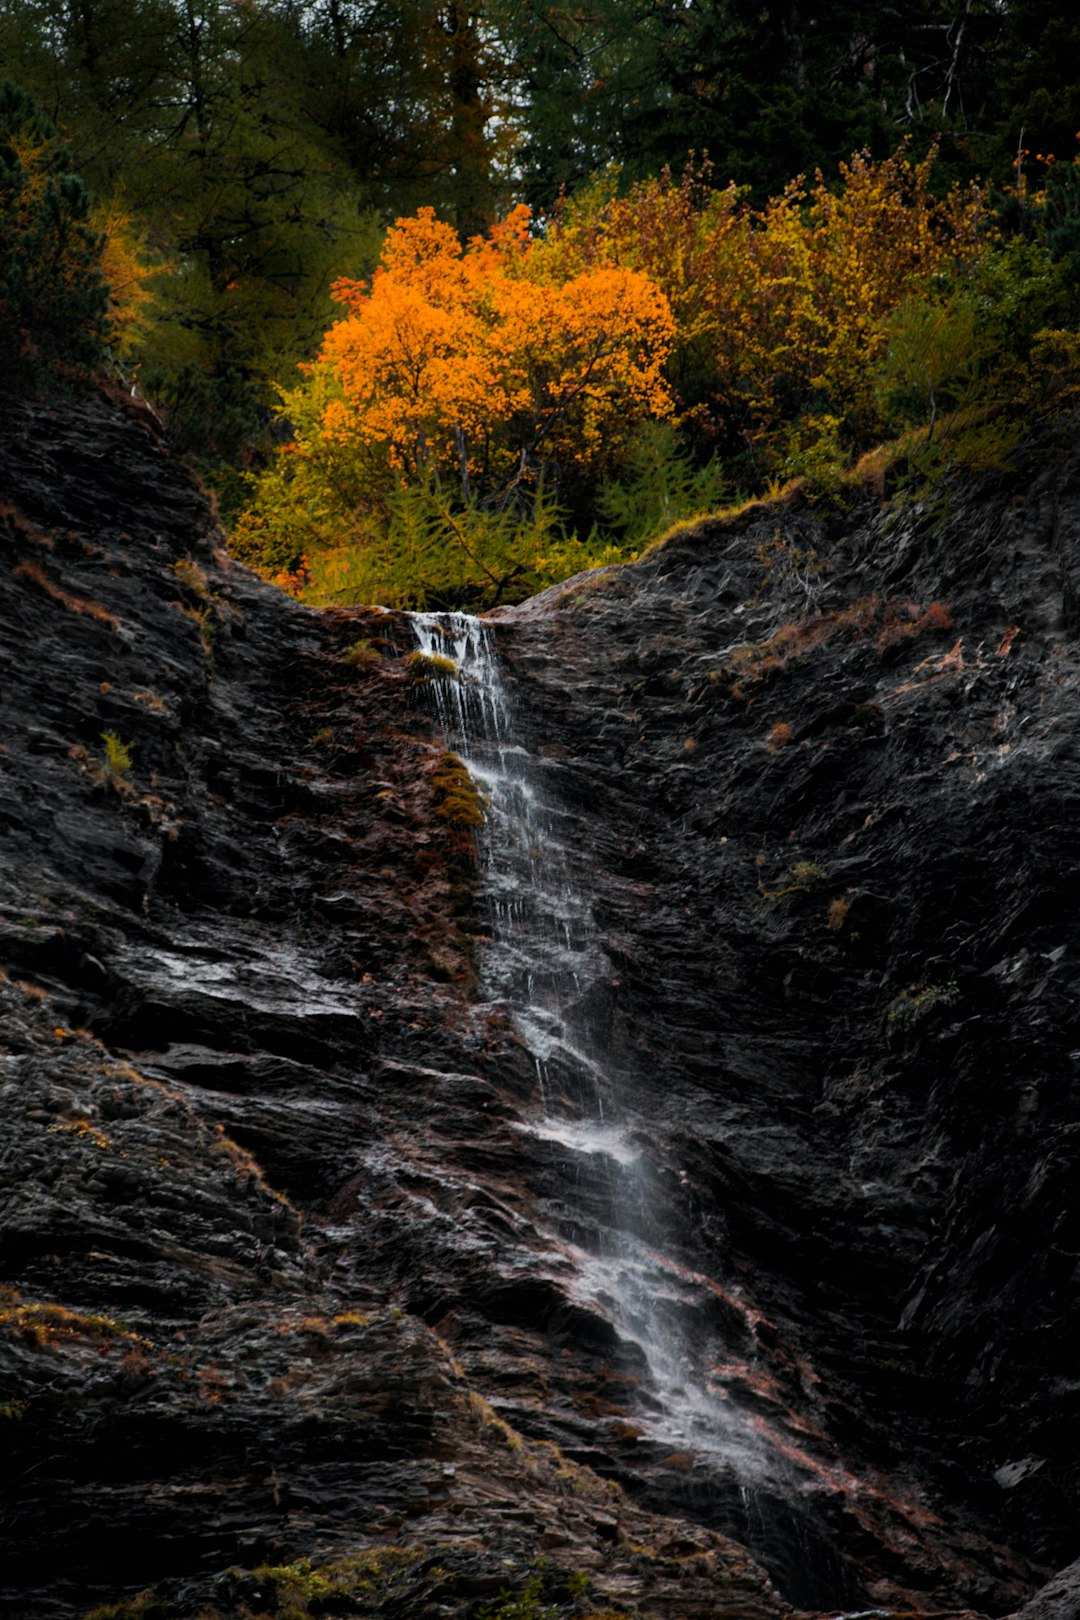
[
  {"x1": 0, "y1": 1, "x2": 383, "y2": 472},
  {"x1": 996, "y1": 0, "x2": 1080, "y2": 173},
  {"x1": 297, "y1": 2, "x2": 515, "y2": 236},
  {"x1": 0, "y1": 0, "x2": 178, "y2": 190},
  {"x1": 134, "y1": 0, "x2": 381, "y2": 466},
  {"x1": 0, "y1": 80, "x2": 108, "y2": 381},
  {"x1": 495, "y1": 0, "x2": 1011, "y2": 205}
]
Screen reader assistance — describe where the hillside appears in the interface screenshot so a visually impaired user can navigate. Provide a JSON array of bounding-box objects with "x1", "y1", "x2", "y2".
[{"x1": 2, "y1": 383, "x2": 1080, "y2": 1620}]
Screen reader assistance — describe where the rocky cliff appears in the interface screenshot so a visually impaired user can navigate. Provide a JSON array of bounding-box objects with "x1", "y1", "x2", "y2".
[{"x1": 1, "y1": 384, "x2": 1079, "y2": 1620}]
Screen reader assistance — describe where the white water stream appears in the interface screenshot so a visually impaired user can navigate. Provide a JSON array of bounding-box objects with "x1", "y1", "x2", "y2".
[{"x1": 411, "y1": 611, "x2": 777, "y2": 1485}]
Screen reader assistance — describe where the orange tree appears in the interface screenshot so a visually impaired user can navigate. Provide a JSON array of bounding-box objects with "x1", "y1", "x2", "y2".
[
  {"x1": 235, "y1": 150, "x2": 1000, "y2": 607},
  {"x1": 233, "y1": 203, "x2": 675, "y2": 607},
  {"x1": 319, "y1": 204, "x2": 673, "y2": 500}
]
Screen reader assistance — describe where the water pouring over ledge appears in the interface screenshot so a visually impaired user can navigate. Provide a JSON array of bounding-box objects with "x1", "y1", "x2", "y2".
[{"x1": 408, "y1": 610, "x2": 869, "y2": 1606}]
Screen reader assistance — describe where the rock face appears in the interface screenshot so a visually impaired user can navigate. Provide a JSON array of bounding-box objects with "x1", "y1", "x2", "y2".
[{"x1": 0, "y1": 384, "x2": 1078, "y2": 1619}]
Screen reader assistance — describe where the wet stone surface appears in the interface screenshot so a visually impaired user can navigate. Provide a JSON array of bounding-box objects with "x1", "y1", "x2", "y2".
[{"x1": 1, "y1": 385, "x2": 1079, "y2": 1617}]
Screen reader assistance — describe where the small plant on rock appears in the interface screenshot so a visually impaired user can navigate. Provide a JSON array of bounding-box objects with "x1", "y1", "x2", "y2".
[
  {"x1": 171, "y1": 558, "x2": 210, "y2": 598},
  {"x1": 886, "y1": 980, "x2": 960, "y2": 1030},
  {"x1": 827, "y1": 895, "x2": 852, "y2": 930},
  {"x1": 83, "y1": 1593, "x2": 167, "y2": 1620},
  {"x1": 248, "y1": 1547, "x2": 423, "y2": 1614},
  {"x1": 757, "y1": 857, "x2": 826, "y2": 902},
  {"x1": 101, "y1": 731, "x2": 133, "y2": 778},
  {"x1": 478, "y1": 1571, "x2": 559, "y2": 1620}
]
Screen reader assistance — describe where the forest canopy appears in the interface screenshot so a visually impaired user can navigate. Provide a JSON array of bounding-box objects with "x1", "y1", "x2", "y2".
[{"x1": 3, "y1": 1, "x2": 1080, "y2": 606}]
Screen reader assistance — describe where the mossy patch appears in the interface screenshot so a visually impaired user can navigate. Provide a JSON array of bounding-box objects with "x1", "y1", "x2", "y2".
[
  {"x1": 432, "y1": 752, "x2": 487, "y2": 829},
  {"x1": 83, "y1": 1593, "x2": 169, "y2": 1620},
  {"x1": 0, "y1": 1288, "x2": 152, "y2": 1352},
  {"x1": 406, "y1": 649, "x2": 459, "y2": 681},
  {"x1": 248, "y1": 1546, "x2": 425, "y2": 1613},
  {"x1": 342, "y1": 637, "x2": 381, "y2": 668}
]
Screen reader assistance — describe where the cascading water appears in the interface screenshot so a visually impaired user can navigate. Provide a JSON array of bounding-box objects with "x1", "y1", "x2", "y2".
[
  {"x1": 410, "y1": 611, "x2": 860, "y2": 1607},
  {"x1": 412, "y1": 612, "x2": 609, "y2": 1121}
]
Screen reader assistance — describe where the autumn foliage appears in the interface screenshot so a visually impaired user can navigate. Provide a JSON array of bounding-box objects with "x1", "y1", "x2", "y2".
[
  {"x1": 91, "y1": 195, "x2": 164, "y2": 356},
  {"x1": 234, "y1": 203, "x2": 676, "y2": 606},
  {"x1": 322, "y1": 205, "x2": 674, "y2": 497},
  {"x1": 543, "y1": 147, "x2": 987, "y2": 468},
  {"x1": 236, "y1": 147, "x2": 1000, "y2": 607}
]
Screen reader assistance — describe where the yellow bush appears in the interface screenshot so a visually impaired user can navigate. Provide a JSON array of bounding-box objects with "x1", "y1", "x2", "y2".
[{"x1": 544, "y1": 148, "x2": 987, "y2": 470}]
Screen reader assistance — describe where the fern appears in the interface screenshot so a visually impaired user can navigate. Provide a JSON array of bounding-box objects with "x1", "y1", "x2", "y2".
[
  {"x1": 596, "y1": 421, "x2": 731, "y2": 549},
  {"x1": 345, "y1": 475, "x2": 579, "y2": 611}
]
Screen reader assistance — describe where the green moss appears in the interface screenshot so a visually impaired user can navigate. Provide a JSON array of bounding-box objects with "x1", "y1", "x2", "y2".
[
  {"x1": 80, "y1": 1548, "x2": 628, "y2": 1619},
  {"x1": 477, "y1": 1566, "x2": 629, "y2": 1620},
  {"x1": 405, "y1": 649, "x2": 459, "y2": 681},
  {"x1": 249, "y1": 1547, "x2": 424, "y2": 1614},
  {"x1": 432, "y1": 752, "x2": 487, "y2": 829},
  {"x1": 342, "y1": 637, "x2": 381, "y2": 668}
]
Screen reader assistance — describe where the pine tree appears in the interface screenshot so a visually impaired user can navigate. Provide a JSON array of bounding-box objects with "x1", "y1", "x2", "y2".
[{"x1": 0, "y1": 80, "x2": 108, "y2": 381}]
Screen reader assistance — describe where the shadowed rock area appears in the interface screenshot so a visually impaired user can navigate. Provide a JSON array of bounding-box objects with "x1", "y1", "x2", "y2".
[{"x1": 1, "y1": 384, "x2": 1078, "y2": 1619}]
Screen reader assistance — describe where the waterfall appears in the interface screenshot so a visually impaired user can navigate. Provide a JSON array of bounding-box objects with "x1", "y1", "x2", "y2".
[
  {"x1": 412, "y1": 615, "x2": 757, "y2": 1442},
  {"x1": 409, "y1": 612, "x2": 859, "y2": 1608},
  {"x1": 412, "y1": 613, "x2": 614, "y2": 1118}
]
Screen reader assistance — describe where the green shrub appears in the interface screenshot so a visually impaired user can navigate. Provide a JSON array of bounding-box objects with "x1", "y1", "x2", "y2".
[
  {"x1": 232, "y1": 432, "x2": 631, "y2": 612},
  {"x1": 875, "y1": 291, "x2": 986, "y2": 441}
]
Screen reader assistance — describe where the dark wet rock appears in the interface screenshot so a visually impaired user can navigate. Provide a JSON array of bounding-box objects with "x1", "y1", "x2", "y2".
[
  {"x1": 1, "y1": 385, "x2": 1079, "y2": 1618},
  {"x1": 472, "y1": 447, "x2": 1080, "y2": 1611},
  {"x1": 0, "y1": 387, "x2": 788, "y2": 1620},
  {"x1": 1008, "y1": 1555, "x2": 1080, "y2": 1620}
]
